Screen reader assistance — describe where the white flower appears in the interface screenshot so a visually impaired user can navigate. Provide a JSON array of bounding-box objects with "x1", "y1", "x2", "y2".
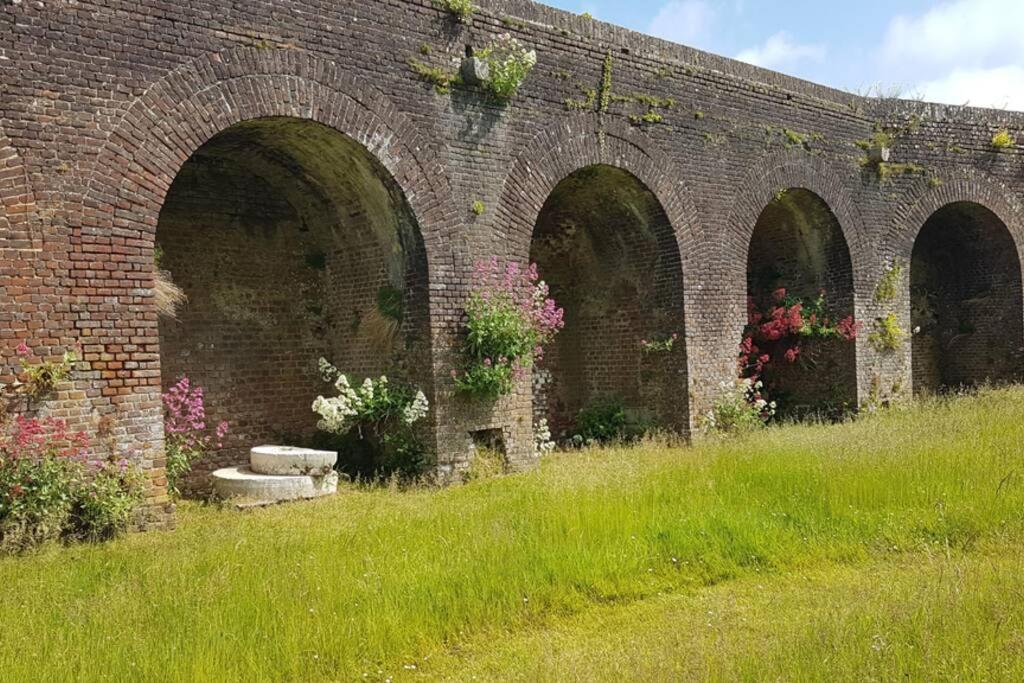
[{"x1": 402, "y1": 391, "x2": 430, "y2": 425}]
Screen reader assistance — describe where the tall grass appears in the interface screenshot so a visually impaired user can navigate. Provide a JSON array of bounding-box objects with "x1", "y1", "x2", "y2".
[{"x1": 1, "y1": 389, "x2": 1023, "y2": 681}]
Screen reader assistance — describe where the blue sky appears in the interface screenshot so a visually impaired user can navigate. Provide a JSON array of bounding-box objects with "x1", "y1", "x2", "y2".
[{"x1": 542, "y1": 0, "x2": 1024, "y2": 110}]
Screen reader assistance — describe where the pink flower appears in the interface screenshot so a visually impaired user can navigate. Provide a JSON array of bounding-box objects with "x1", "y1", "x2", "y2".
[
  {"x1": 15, "y1": 342, "x2": 30, "y2": 358},
  {"x1": 784, "y1": 347, "x2": 801, "y2": 363}
]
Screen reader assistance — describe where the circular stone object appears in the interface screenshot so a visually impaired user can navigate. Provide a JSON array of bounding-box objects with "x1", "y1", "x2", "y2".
[
  {"x1": 250, "y1": 445, "x2": 338, "y2": 476},
  {"x1": 212, "y1": 466, "x2": 339, "y2": 503}
]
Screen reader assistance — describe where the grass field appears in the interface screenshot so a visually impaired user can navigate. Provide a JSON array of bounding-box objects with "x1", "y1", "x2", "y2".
[{"x1": 2, "y1": 389, "x2": 1024, "y2": 681}]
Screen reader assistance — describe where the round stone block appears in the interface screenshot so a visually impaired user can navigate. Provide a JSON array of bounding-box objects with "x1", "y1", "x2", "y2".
[
  {"x1": 212, "y1": 467, "x2": 339, "y2": 503},
  {"x1": 249, "y1": 445, "x2": 338, "y2": 476}
]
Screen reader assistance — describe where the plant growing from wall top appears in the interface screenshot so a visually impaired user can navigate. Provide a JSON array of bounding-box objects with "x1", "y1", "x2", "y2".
[
  {"x1": 476, "y1": 34, "x2": 537, "y2": 101},
  {"x1": 434, "y1": 0, "x2": 474, "y2": 22},
  {"x1": 453, "y1": 258, "x2": 564, "y2": 398}
]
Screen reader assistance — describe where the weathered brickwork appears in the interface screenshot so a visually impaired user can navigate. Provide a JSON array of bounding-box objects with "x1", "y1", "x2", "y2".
[{"x1": 2, "y1": 0, "x2": 1023, "y2": 526}]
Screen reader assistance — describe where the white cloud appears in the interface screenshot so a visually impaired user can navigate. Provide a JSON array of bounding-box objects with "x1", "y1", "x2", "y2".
[
  {"x1": 735, "y1": 32, "x2": 825, "y2": 70},
  {"x1": 881, "y1": 0, "x2": 1024, "y2": 71},
  {"x1": 876, "y1": 0, "x2": 1024, "y2": 111},
  {"x1": 917, "y1": 65, "x2": 1024, "y2": 110},
  {"x1": 646, "y1": 1, "x2": 716, "y2": 48}
]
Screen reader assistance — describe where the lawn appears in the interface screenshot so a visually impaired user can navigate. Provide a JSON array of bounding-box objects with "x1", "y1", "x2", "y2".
[{"x1": 2, "y1": 389, "x2": 1024, "y2": 681}]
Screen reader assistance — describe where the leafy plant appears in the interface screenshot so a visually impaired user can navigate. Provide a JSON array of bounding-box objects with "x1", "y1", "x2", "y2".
[
  {"x1": 640, "y1": 333, "x2": 680, "y2": 354},
  {"x1": 66, "y1": 460, "x2": 143, "y2": 542},
  {"x1": 869, "y1": 312, "x2": 908, "y2": 352},
  {"x1": 476, "y1": 34, "x2": 537, "y2": 101},
  {"x1": 991, "y1": 129, "x2": 1016, "y2": 150},
  {"x1": 874, "y1": 261, "x2": 904, "y2": 303},
  {"x1": 1, "y1": 342, "x2": 78, "y2": 409},
  {"x1": 0, "y1": 415, "x2": 142, "y2": 553},
  {"x1": 453, "y1": 258, "x2": 564, "y2": 398},
  {"x1": 471, "y1": 200, "x2": 486, "y2": 216},
  {"x1": 571, "y1": 398, "x2": 648, "y2": 446},
  {"x1": 740, "y1": 288, "x2": 859, "y2": 398}
]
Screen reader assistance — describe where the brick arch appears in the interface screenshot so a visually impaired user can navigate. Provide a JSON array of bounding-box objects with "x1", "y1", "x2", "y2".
[
  {"x1": 72, "y1": 49, "x2": 464, "y2": 497},
  {"x1": 495, "y1": 115, "x2": 703, "y2": 276},
  {"x1": 0, "y1": 130, "x2": 38, "y2": 248},
  {"x1": 723, "y1": 152, "x2": 865, "y2": 412},
  {"x1": 892, "y1": 173, "x2": 1024, "y2": 394},
  {"x1": 885, "y1": 172, "x2": 1024, "y2": 262},
  {"x1": 725, "y1": 152, "x2": 868, "y2": 281},
  {"x1": 82, "y1": 48, "x2": 460, "y2": 276},
  {"x1": 720, "y1": 152, "x2": 868, "y2": 340},
  {"x1": 498, "y1": 117, "x2": 701, "y2": 433}
]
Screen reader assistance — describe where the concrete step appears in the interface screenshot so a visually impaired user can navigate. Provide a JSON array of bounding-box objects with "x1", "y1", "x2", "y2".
[
  {"x1": 212, "y1": 466, "x2": 339, "y2": 504},
  {"x1": 249, "y1": 445, "x2": 338, "y2": 476}
]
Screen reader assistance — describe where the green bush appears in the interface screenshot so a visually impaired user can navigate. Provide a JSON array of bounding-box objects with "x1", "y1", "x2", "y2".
[
  {"x1": 704, "y1": 378, "x2": 775, "y2": 436},
  {"x1": 477, "y1": 34, "x2": 538, "y2": 101},
  {"x1": 0, "y1": 457, "x2": 75, "y2": 554},
  {"x1": 573, "y1": 399, "x2": 649, "y2": 446},
  {"x1": 66, "y1": 462, "x2": 143, "y2": 542}
]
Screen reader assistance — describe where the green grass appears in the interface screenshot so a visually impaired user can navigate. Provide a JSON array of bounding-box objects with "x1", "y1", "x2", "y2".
[
  {"x1": 418, "y1": 542, "x2": 1024, "y2": 681},
  {"x1": 3, "y1": 389, "x2": 1024, "y2": 681}
]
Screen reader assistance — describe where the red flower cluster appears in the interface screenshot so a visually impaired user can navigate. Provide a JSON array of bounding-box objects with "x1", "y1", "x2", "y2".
[
  {"x1": 0, "y1": 416, "x2": 90, "y2": 464},
  {"x1": 740, "y1": 288, "x2": 859, "y2": 387}
]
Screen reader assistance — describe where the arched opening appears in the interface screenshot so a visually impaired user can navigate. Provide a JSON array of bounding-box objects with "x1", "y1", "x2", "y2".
[
  {"x1": 911, "y1": 202, "x2": 1024, "y2": 393},
  {"x1": 156, "y1": 117, "x2": 430, "y2": 482},
  {"x1": 743, "y1": 188, "x2": 857, "y2": 418},
  {"x1": 529, "y1": 165, "x2": 688, "y2": 442}
]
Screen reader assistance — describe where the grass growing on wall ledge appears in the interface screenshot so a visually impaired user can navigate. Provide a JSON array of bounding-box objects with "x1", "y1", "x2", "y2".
[{"x1": 3, "y1": 388, "x2": 1024, "y2": 680}]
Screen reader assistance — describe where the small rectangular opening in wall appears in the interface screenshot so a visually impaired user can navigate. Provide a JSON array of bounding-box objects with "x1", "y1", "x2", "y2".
[{"x1": 468, "y1": 428, "x2": 507, "y2": 479}]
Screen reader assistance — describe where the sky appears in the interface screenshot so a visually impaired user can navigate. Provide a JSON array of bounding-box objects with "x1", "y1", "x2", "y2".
[{"x1": 543, "y1": 0, "x2": 1024, "y2": 110}]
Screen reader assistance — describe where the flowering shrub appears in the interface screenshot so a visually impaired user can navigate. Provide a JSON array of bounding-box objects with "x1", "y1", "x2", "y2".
[
  {"x1": 0, "y1": 416, "x2": 142, "y2": 553},
  {"x1": 313, "y1": 359, "x2": 430, "y2": 478},
  {"x1": 704, "y1": 379, "x2": 776, "y2": 436},
  {"x1": 477, "y1": 34, "x2": 537, "y2": 101},
  {"x1": 454, "y1": 258, "x2": 564, "y2": 398},
  {"x1": 741, "y1": 288, "x2": 859, "y2": 385},
  {"x1": 641, "y1": 333, "x2": 680, "y2": 354},
  {"x1": 162, "y1": 377, "x2": 228, "y2": 498}
]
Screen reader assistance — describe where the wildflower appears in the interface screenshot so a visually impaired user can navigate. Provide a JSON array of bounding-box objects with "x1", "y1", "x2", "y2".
[{"x1": 15, "y1": 342, "x2": 31, "y2": 358}]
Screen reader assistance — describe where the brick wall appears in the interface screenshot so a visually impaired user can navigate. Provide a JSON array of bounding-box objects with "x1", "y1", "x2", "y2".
[
  {"x1": 911, "y1": 202, "x2": 1024, "y2": 392},
  {"x1": 1, "y1": 0, "x2": 1023, "y2": 526}
]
